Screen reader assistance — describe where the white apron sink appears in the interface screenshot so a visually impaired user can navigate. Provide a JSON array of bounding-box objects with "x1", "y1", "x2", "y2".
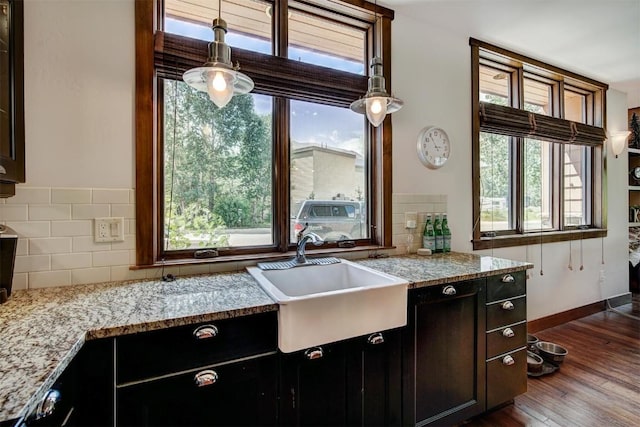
[{"x1": 247, "y1": 259, "x2": 408, "y2": 353}]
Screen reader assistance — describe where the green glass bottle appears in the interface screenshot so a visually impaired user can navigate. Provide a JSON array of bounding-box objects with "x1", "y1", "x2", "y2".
[
  {"x1": 422, "y1": 214, "x2": 435, "y2": 252},
  {"x1": 434, "y1": 213, "x2": 443, "y2": 253},
  {"x1": 442, "y1": 213, "x2": 451, "y2": 253}
]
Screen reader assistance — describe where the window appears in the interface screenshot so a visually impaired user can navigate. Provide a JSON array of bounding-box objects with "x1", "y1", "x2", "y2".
[
  {"x1": 135, "y1": 0, "x2": 395, "y2": 266},
  {"x1": 471, "y1": 39, "x2": 607, "y2": 250}
]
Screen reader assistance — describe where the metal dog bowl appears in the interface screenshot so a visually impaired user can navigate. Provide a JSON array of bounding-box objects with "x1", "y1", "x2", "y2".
[
  {"x1": 535, "y1": 341, "x2": 568, "y2": 364},
  {"x1": 527, "y1": 351, "x2": 544, "y2": 373},
  {"x1": 527, "y1": 334, "x2": 539, "y2": 352}
]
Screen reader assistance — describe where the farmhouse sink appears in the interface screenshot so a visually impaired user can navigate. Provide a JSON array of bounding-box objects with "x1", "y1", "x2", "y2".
[{"x1": 247, "y1": 259, "x2": 408, "y2": 353}]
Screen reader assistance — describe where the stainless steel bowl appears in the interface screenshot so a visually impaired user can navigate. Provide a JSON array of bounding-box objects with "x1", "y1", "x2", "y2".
[
  {"x1": 527, "y1": 351, "x2": 544, "y2": 373},
  {"x1": 535, "y1": 341, "x2": 568, "y2": 364}
]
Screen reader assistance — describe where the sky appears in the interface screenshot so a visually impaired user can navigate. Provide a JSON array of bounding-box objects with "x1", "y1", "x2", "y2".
[{"x1": 167, "y1": 18, "x2": 366, "y2": 156}]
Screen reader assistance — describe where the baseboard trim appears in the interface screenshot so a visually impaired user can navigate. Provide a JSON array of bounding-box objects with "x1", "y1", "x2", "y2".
[{"x1": 528, "y1": 301, "x2": 605, "y2": 333}]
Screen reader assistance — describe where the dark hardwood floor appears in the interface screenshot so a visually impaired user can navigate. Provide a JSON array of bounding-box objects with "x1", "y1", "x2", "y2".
[{"x1": 466, "y1": 294, "x2": 640, "y2": 427}]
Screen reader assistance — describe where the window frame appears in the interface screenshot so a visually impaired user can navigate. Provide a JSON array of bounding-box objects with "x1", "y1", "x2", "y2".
[
  {"x1": 135, "y1": 0, "x2": 396, "y2": 267},
  {"x1": 471, "y1": 38, "x2": 608, "y2": 250}
]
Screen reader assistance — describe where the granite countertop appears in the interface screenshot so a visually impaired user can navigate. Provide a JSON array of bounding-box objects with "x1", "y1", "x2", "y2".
[{"x1": 0, "y1": 252, "x2": 532, "y2": 422}]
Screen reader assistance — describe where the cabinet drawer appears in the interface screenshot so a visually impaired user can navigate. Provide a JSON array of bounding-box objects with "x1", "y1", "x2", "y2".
[
  {"x1": 486, "y1": 321, "x2": 527, "y2": 359},
  {"x1": 410, "y1": 279, "x2": 484, "y2": 304},
  {"x1": 486, "y1": 271, "x2": 526, "y2": 303},
  {"x1": 486, "y1": 348, "x2": 527, "y2": 409},
  {"x1": 486, "y1": 296, "x2": 526, "y2": 331},
  {"x1": 116, "y1": 311, "x2": 277, "y2": 383}
]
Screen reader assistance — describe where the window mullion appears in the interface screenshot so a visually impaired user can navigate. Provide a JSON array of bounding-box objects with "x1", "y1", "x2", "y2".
[
  {"x1": 274, "y1": 97, "x2": 290, "y2": 251},
  {"x1": 514, "y1": 137, "x2": 523, "y2": 233}
]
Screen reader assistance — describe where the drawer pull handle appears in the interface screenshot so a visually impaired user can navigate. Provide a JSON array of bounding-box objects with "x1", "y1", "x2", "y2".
[
  {"x1": 367, "y1": 332, "x2": 385, "y2": 345},
  {"x1": 502, "y1": 327, "x2": 515, "y2": 338},
  {"x1": 194, "y1": 370, "x2": 218, "y2": 387},
  {"x1": 501, "y1": 301, "x2": 515, "y2": 311},
  {"x1": 442, "y1": 285, "x2": 457, "y2": 296},
  {"x1": 501, "y1": 274, "x2": 515, "y2": 283},
  {"x1": 193, "y1": 325, "x2": 218, "y2": 340},
  {"x1": 304, "y1": 347, "x2": 324, "y2": 360},
  {"x1": 502, "y1": 355, "x2": 515, "y2": 366}
]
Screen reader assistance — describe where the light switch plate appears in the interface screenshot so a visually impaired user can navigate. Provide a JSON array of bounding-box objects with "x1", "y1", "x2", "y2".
[{"x1": 94, "y1": 217, "x2": 125, "y2": 242}]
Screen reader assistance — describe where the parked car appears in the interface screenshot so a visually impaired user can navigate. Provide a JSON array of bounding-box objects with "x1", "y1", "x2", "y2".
[{"x1": 291, "y1": 200, "x2": 366, "y2": 241}]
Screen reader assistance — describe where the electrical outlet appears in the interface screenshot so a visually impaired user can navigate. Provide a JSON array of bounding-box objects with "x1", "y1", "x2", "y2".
[
  {"x1": 94, "y1": 217, "x2": 125, "y2": 243},
  {"x1": 405, "y1": 212, "x2": 418, "y2": 229}
]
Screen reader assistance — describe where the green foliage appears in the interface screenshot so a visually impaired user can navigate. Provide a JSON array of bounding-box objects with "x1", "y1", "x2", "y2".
[
  {"x1": 631, "y1": 113, "x2": 640, "y2": 149},
  {"x1": 163, "y1": 81, "x2": 272, "y2": 249}
]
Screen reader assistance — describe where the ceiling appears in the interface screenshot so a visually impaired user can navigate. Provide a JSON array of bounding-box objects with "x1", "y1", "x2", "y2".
[{"x1": 379, "y1": 0, "x2": 640, "y2": 93}]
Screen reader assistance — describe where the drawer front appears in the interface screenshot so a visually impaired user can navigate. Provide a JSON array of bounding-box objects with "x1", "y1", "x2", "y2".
[
  {"x1": 486, "y1": 348, "x2": 527, "y2": 409},
  {"x1": 486, "y1": 321, "x2": 527, "y2": 359},
  {"x1": 486, "y1": 296, "x2": 526, "y2": 331},
  {"x1": 117, "y1": 311, "x2": 277, "y2": 383},
  {"x1": 486, "y1": 271, "x2": 526, "y2": 303},
  {"x1": 410, "y1": 279, "x2": 484, "y2": 305}
]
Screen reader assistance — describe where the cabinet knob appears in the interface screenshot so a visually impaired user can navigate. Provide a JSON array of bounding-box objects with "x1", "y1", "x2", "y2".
[
  {"x1": 502, "y1": 355, "x2": 515, "y2": 366},
  {"x1": 442, "y1": 285, "x2": 457, "y2": 296},
  {"x1": 194, "y1": 370, "x2": 218, "y2": 387},
  {"x1": 304, "y1": 347, "x2": 324, "y2": 360},
  {"x1": 501, "y1": 274, "x2": 515, "y2": 283},
  {"x1": 502, "y1": 327, "x2": 515, "y2": 338},
  {"x1": 193, "y1": 324, "x2": 218, "y2": 340},
  {"x1": 35, "y1": 389, "x2": 61, "y2": 420},
  {"x1": 501, "y1": 301, "x2": 515, "y2": 311},
  {"x1": 367, "y1": 332, "x2": 385, "y2": 345}
]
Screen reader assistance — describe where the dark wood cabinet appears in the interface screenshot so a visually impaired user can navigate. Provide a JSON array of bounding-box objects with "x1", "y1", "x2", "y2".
[
  {"x1": 116, "y1": 354, "x2": 278, "y2": 426},
  {"x1": 0, "y1": 0, "x2": 24, "y2": 197},
  {"x1": 279, "y1": 329, "x2": 402, "y2": 427},
  {"x1": 403, "y1": 279, "x2": 486, "y2": 426}
]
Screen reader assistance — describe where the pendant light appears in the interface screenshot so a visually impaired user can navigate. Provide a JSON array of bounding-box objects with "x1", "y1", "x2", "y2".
[
  {"x1": 183, "y1": 0, "x2": 254, "y2": 108},
  {"x1": 349, "y1": 0, "x2": 403, "y2": 127}
]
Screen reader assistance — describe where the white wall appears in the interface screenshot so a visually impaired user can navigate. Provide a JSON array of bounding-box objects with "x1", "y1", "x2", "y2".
[
  {"x1": 389, "y1": 7, "x2": 630, "y2": 320},
  {"x1": 6, "y1": 0, "x2": 632, "y2": 320}
]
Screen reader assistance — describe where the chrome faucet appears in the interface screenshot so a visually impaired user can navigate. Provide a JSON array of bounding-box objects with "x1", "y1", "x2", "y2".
[{"x1": 295, "y1": 224, "x2": 323, "y2": 264}]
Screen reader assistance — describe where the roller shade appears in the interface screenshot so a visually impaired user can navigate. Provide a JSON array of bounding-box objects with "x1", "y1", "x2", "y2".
[{"x1": 479, "y1": 101, "x2": 605, "y2": 147}]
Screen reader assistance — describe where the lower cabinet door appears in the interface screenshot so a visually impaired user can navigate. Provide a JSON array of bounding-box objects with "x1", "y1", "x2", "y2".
[
  {"x1": 279, "y1": 342, "x2": 349, "y2": 427},
  {"x1": 116, "y1": 354, "x2": 278, "y2": 426},
  {"x1": 404, "y1": 280, "x2": 486, "y2": 426}
]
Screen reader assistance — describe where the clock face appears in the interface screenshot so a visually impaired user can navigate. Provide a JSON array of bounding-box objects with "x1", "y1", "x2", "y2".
[{"x1": 417, "y1": 126, "x2": 450, "y2": 169}]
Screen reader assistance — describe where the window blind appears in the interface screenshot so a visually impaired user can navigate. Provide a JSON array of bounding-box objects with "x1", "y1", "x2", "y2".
[{"x1": 479, "y1": 101, "x2": 605, "y2": 147}]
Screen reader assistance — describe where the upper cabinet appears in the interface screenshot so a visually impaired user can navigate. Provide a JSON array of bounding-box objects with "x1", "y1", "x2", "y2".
[{"x1": 0, "y1": 0, "x2": 24, "y2": 198}]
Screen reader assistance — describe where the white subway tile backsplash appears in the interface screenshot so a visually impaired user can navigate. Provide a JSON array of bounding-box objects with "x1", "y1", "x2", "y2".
[
  {"x1": 92, "y1": 250, "x2": 130, "y2": 267},
  {"x1": 15, "y1": 238, "x2": 28, "y2": 256},
  {"x1": 51, "y1": 253, "x2": 92, "y2": 270},
  {"x1": 6, "y1": 187, "x2": 50, "y2": 204},
  {"x1": 52, "y1": 188, "x2": 91, "y2": 204},
  {"x1": 29, "y1": 271, "x2": 72, "y2": 289},
  {"x1": 129, "y1": 189, "x2": 136, "y2": 204},
  {"x1": 92, "y1": 189, "x2": 131, "y2": 204},
  {"x1": 0, "y1": 205, "x2": 28, "y2": 221},
  {"x1": 29, "y1": 205, "x2": 72, "y2": 221},
  {"x1": 72, "y1": 204, "x2": 110, "y2": 220},
  {"x1": 111, "y1": 204, "x2": 135, "y2": 219},
  {"x1": 179, "y1": 264, "x2": 211, "y2": 276},
  {"x1": 111, "y1": 235, "x2": 135, "y2": 250},
  {"x1": 110, "y1": 266, "x2": 147, "y2": 282},
  {"x1": 7, "y1": 221, "x2": 51, "y2": 238},
  {"x1": 11, "y1": 273, "x2": 28, "y2": 291},
  {"x1": 29, "y1": 238, "x2": 72, "y2": 255},
  {"x1": 14, "y1": 255, "x2": 50, "y2": 273},
  {"x1": 73, "y1": 236, "x2": 110, "y2": 252},
  {"x1": 71, "y1": 268, "x2": 111, "y2": 285},
  {"x1": 51, "y1": 220, "x2": 92, "y2": 237}
]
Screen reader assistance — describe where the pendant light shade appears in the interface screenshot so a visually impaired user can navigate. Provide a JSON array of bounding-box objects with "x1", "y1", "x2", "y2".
[
  {"x1": 349, "y1": 55, "x2": 403, "y2": 127},
  {"x1": 183, "y1": 13, "x2": 254, "y2": 108}
]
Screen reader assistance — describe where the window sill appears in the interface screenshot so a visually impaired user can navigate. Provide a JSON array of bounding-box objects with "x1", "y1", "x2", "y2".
[
  {"x1": 130, "y1": 245, "x2": 395, "y2": 270},
  {"x1": 472, "y1": 228, "x2": 607, "y2": 251}
]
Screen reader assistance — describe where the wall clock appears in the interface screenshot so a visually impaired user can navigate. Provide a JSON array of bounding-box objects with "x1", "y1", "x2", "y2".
[{"x1": 416, "y1": 126, "x2": 450, "y2": 169}]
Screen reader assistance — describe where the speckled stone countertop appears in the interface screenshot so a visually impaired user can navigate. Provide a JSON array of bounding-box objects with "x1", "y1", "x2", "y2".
[
  {"x1": 0, "y1": 252, "x2": 531, "y2": 422},
  {"x1": 0, "y1": 272, "x2": 277, "y2": 422},
  {"x1": 358, "y1": 252, "x2": 532, "y2": 288}
]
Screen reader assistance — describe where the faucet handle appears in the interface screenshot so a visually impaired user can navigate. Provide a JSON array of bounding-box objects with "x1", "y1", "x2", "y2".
[{"x1": 297, "y1": 223, "x2": 309, "y2": 240}]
